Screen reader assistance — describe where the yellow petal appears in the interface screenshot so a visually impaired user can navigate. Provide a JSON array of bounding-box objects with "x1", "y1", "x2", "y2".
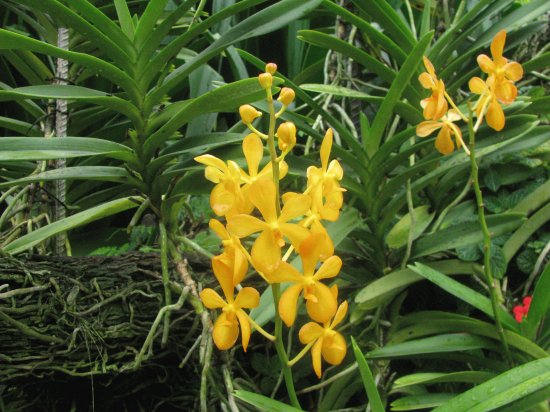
[
  {"x1": 327, "y1": 159, "x2": 344, "y2": 181},
  {"x1": 239, "y1": 104, "x2": 261, "y2": 124},
  {"x1": 234, "y1": 287, "x2": 260, "y2": 309},
  {"x1": 212, "y1": 312, "x2": 239, "y2": 350},
  {"x1": 314, "y1": 255, "x2": 342, "y2": 281},
  {"x1": 503, "y1": 61, "x2": 523, "y2": 82},
  {"x1": 299, "y1": 233, "x2": 326, "y2": 275},
  {"x1": 330, "y1": 301, "x2": 348, "y2": 329},
  {"x1": 298, "y1": 322, "x2": 324, "y2": 344},
  {"x1": 210, "y1": 184, "x2": 236, "y2": 217},
  {"x1": 311, "y1": 338, "x2": 323, "y2": 378},
  {"x1": 248, "y1": 179, "x2": 277, "y2": 223},
  {"x1": 416, "y1": 121, "x2": 442, "y2": 137},
  {"x1": 279, "y1": 284, "x2": 304, "y2": 327},
  {"x1": 195, "y1": 154, "x2": 227, "y2": 171},
  {"x1": 477, "y1": 54, "x2": 495, "y2": 74},
  {"x1": 495, "y1": 80, "x2": 517, "y2": 104},
  {"x1": 212, "y1": 256, "x2": 235, "y2": 303},
  {"x1": 199, "y1": 288, "x2": 227, "y2": 309},
  {"x1": 435, "y1": 125, "x2": 455, "y2": 155},
  {"x1": 233, "y1": 247, "x2": 248, "y2": 286},
  {"x1": 486, "y1": 100, "x2": 505, "y2": 131},
  {"x1": 468, "y1": 77, "x2": 487, "y2": 94},
  {"x1": 236, "y1": 310, "x2": 251, "y2": 352},
  {"x1": 279, "y1": 193, "x2": 311, "y2": 223},
  {"x1": 209, "y1": 219, "x2": 229, "y2": 240},
  {"x1": 243, "y1": 133, "x2": 263, "y2": 177},
  {"x1": 227, "y1": 214, "x2": 266, "y2": 238},
  {"x1": 204, "y1": 166, "x2": 223, "y2": 183},
  {"x1": 251, "y1": 229, "x2": 281, "y2": 275},
  {"x1": 306, "y1": 281, "x2": 338, "y2": 324},
  {"x1": 423, "y1": 56, "x2": 436, "y2": 77},
  {"x1": 448, "y1": 123, "x2": 463, "y2": 149},
  {"x1": 320, "y1": 128, "x2": 333, "y2": 172},
  {"x1": 310, "y1": 220, "x2": 335, "y2": 259},
  {"x1": 280, "y1": 223, "x2": 311, "y2": 249},
  {"x1": 322, "y1": 332, "x2": 347, "y2": 366},
  {"x1": 268, "y1": 261, "x2": 303, "y2": 283},
  {"x1": 491, "y1": 30, "x2": 506, "y2": 60},
  {"x1": 418, "y1": 72, "x2": 434, "y2": 89},
  {"x1": 278, "y1": 160, "x2": 289, "y2": 180}
]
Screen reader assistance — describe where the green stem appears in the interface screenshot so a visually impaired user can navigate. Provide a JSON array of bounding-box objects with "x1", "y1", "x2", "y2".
[
  {"x1": 159, "y1": 221, "x2": 172, "y2": 347},
  {"x1": 467, "y1": 116, "x2": 513, "y2": 366},
  {"x1": 266, "y1": 84, "x2": 300, "y2": 408}
]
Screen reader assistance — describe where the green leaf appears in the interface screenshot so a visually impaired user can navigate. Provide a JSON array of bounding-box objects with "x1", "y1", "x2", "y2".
[
  {"x1": 393, "y1": 371, "x2": 496, "y2": 389},
  {"x1": 456, "y1": 244, "x2": 482, "y2": 262},
  {"x1": 391, "y1": 394, "x2": 456, "y2": 411},
  {"x1": 351, "y1": 337, "x2": 385, "y2": 412},
  {"x1": 433, "y1": 358, "x2": 550, "y2": 412},
  {"x1": 134, "y1": 0, "x2": 170, "y2": 47},
  {"x1": 233, "y1": 390, "x2": 303, "y2": 412},
  {"x1": 3, "y1": 197, "x2": 142, "y2": 255},
  {"x1": 412, "y1": 213, "x2": 525, "y2": 259},
  {"x1": 114, "y1": 0, "x2": 135, "y2": 40},
  {"x1": 355, "y1": 260, "x2": 478, "y2": 310},
  {"x1": 525, "y1": 263, "x2": 550, "y2": 339},
  {"x1": 484, "y1": 168, "x2": 502, "y2": 192},
  {"x1": 386, "y1": 205, "x2": 435, "y2": 249},
  {"x1": 490, "y1": 243, "x2": 507, "y2": 280},
  {"x1": 0, "y1": 137, "x2": 136, "y2": 163},
  {"x1": 367, "y1": 333, "x2": 500, "y2": 359},
  {"x1": 365, "y1": 31, "x2": 433, "y2": 157},
  {"x1": 146, "y1": 0, "x2": 322, "y2": 107},
  {"x1": 0, "y1": 116, "x2": 41, "y2": 136},
  {"x1": 0, "y1": 85, "x2": 143, "y2": 128},
  {"x1": 524, "y1": 52, "x2": 550, "y2": 73},
  {"x1": 408, "y1": 262, "x2": 518, "y2": 331}
]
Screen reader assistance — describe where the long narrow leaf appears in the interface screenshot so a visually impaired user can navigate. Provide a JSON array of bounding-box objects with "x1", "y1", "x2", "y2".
[{"x1": 351, "y1": 337, "x2": 385, "y2": 412}]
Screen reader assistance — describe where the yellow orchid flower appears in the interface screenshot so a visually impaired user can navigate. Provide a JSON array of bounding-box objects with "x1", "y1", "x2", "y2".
[
  {"x1": 306, "y1": 129, "x2": 345, "y2": 222},
  {"x1": 227, "y1": 178, "x2": 311, "y2": 275},
  {"x1": 477, "y1": 30, "x2": 523, "y2": 104},
  {"x1": 298, "y1": 290, "x2": 348, "y2": 378},
  {"x1": 416, "y1": 110, "x2": 466, "y2": 155},
  {"x1": 209, "y1": 219, "x2": 248, "y2": 285},
  {"x1": 268, "y1": 233, "x2": 340, "y2": 327},
  {"x1": 469, "y1": 77, "x2": 506, "y2": 131},
  {"x1": 418, "y1": 56, "x2": 448, "y2": 120},
  {"x1": 238, "y1": 133, "x2": 288, "y2": 186},
  {"x1": 194, "y1": 155, "x2": 247, "y2": 217},
  {"x1": 199, "y1": 256, "x2": 260, "y2": 351}
]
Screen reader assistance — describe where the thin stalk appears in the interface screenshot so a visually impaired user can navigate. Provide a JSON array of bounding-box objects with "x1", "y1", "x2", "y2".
[
  {"x1": 159, "y1": 222, "x2": 172, "y2": 347},
  {"x1": 265, "y1": 83, "x2": 300, "y2": 408},
  {"x1": 467, "y1": 115, "x2": 513, "y2": 366}
]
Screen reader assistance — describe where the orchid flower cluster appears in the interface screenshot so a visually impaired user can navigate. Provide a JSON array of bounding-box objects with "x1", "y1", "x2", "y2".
[
  {"x1": 195, "y1": 63, "x2": 347, "y2": 378},
  {"x1": 417, "y1": 30, "x2": 523, "y2": 155}
]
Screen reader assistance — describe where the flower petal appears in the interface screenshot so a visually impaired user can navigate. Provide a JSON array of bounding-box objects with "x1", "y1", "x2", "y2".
[
  {"x1": 212, "y1": 256, "x2": 235, "y2": 303},
  {"x1": 199, "y1": 288, "x2": 226, "y2": 309},
  {"x1": 227, "y1": 214, "x2": 266, "y2": 238},
  {"x1": 435, "y1": 125, "x2": 455, "y2": 155},
  {"x1": 248, "y1": 179, "x2": 277, "y2": 223},
  {"x1": 491, "y1": 30, "x2": 506, "y2": 60},
  {"x1": 195, "y1": 154, "x2": 227, "y2": 171},
  {"x1": 268, "y1": 261, "x2": 303, "y2": 283},
  {"x1": 279, "y1": 194, "x2": 311, "y2": 223},
  {"x1": 320, "y1": 129, "x2": 333, "y2": 172},
  {"x1": 330, "y1": 301, "x2": 348, "y2": 329},
  {"x1": 236, "y1": 310, "x2": 251, "y2": 352},
  {"x1": 298, "y1": 322, "x2": 324, "y2": 344},
  {"x1": 306, "y1": 281, "x2": 338, "y2": 324},
  {"x1": 243, "y1": 133, "x2": 263, "y2": 177},
  {"x1": 423, "y1": 56, "x2": 436, "y2": 76},
  {"x1": 310, "y1": 220, "x2": 335, "y2": 259},
  {"x1": 314, "y1": 255, "x2": 342, "y2": 281},
  {"x1": 251, "y1": 229, "x2": 281, "y2": 275},
  {"x1": 234, "y1": 287, "x2": 260, "y2": 309},
  {"x1": 311, "y1": 338, "x2": 324, "y2": 378},
  {"x1": 468, "y1": 77, "x2": 487, "y2": 94},
  {"x1": 416, "y1": 121, "x2": 442, "y2": 137},
  {"x1": 477, "y1": 54, "x2": 495, "y2": 74},
  {"x1": 418, "y1": 72, "x2": 434, "y2": 89},
  {"x1": 298, "y1": 233, "x2": 325, "y2": 275},
  {"x1": 212, "y1": 312, "x2": 239, "y2": 350},
  {"x1": 280, "y1": 223, "x2": 310, "y2": 249},
  {"x1": 279, "y1": 283, "x2": 304, "y2": 327},
  {"x1": 233, "y1": 247, "x2": 248, "y2": 285},
  {"x1": 209, "y1": 219, "x2": 229, "y2": 240},
  {"x1": 322, "y1": 332, "x2": 347, "y2": 366},
  {"x1": 504, "y1": 61, "x2": 523, "y2": 82},
  {"x1": 486, "y1": 100, "x2": 505, "y2": 131},
  {"x1": 210, "y1": 184, "x2": 236, "y2": 216},
  {"x1": 495, "y1": 80, "x2": 517, "y2": 104}
]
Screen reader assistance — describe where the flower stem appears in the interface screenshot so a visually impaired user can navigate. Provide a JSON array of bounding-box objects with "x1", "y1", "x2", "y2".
[
  {"x1": 265, "y1": 83, "x2": 300, "y2": 408},
  {"x1": 467, "y1": 114, "x2": 514, "y2": 366}
]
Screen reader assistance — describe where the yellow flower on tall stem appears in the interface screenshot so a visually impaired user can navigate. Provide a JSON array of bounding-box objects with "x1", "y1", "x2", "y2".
[
  {"x1": 268, "y1": 233, "x2": 340, "y2": 327},
  {"x1": 209, "y1": 219, "x2": 248, "y2": 285},
  {"x1": 469, "y1": 77, "x2": 506, "y2": 131},
  {"x1": 416, "y1": 110, "x2": 468, "y2": 155},
  {"x1": 199, "y1": 256, "x2": 261, "y2": 351},
  {"x1": 297, "y1": 290, "x2": 348, "y2": 378},
  {"x1": 227, "y1": 178, "x2": 311, "y2": 275},
  {"x1": 418, "y1": 56, "x2": 448, "y2": 120}
]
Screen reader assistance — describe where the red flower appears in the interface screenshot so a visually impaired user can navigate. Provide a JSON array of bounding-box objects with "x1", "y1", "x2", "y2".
[{"x1": 512, "y1": 296, "x2": 532, "y2": 323}]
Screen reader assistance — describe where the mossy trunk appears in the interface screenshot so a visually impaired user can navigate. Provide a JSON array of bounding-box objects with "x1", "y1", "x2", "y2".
[{"x1": 0, "y1": 252, "x2": 201, "y2": 411}]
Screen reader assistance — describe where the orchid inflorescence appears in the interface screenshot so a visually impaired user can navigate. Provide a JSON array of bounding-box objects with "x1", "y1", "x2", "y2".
[
  {"x1": 417, "y1": 30, "x2": 523, "y2": 155},
  {"x1": 195, "y1": 63, "x2": 347, "y2": 378}
]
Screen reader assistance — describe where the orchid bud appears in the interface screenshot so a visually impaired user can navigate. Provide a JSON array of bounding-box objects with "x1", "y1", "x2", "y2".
[
  {"x1": 265, "y1": 63, "x2": 277, "y2": 74},
  {"x1": 239, "y1": 104, "x2": 261, "y2": 124},
  {"x1": 258, "y1": 72, "x2": 273, "y2": 89},
  {"x1": 276, "y1": 122, "x2": 296, "y2": 152},
  {"x1": 278, "y1": 87, "x2": 295, "y2": 106}
]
